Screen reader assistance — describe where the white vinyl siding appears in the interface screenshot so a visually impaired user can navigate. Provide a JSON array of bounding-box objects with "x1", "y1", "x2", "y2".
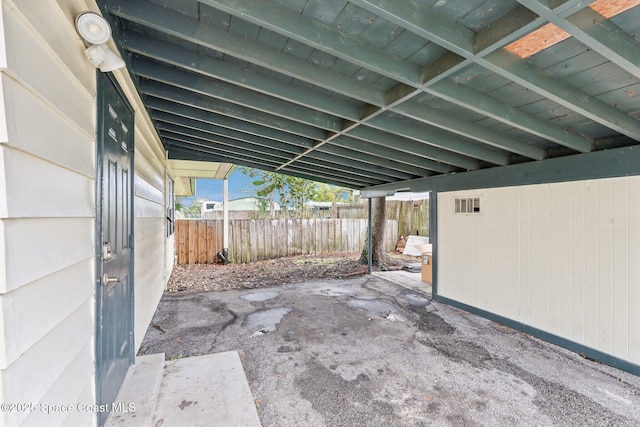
[
  {"x1": 0, "y1": 0, "x2": 97, "y2": 423},
  {"x1": 438, "y1": 176, "x2": 640, "y2": 365},
  {"x1": 0, "y1": 1, "x2": 172, "y2": 426}
]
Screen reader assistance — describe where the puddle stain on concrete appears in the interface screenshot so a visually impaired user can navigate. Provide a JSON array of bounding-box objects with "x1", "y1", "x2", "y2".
[{"x1": 244, "y1": 307, "x2": 293, "y2": 334}]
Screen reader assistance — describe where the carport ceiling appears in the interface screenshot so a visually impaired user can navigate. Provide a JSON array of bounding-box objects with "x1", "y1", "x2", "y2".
[{"x1": 98, "y1": 0, "x2": 640, "y2": 192}]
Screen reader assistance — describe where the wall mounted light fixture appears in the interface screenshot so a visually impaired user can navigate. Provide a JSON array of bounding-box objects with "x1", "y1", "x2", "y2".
[{"x1": 75, "y1": 12, "x2": 125, "y2": 72}]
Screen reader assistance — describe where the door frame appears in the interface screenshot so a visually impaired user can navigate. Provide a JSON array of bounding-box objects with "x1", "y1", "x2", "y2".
[{"x1": 94, "y1": 71, "x2": 136, "y2": 419}]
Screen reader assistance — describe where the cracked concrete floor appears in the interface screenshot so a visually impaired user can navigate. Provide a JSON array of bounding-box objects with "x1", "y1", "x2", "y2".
[{"x1": 139, "y1": 275, "x2": 640, "y2": 426}]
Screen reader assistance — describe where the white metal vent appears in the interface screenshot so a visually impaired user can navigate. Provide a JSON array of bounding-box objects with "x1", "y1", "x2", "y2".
[{"x1": 454, "y1": 196, "x2": 481, "y2": 214}]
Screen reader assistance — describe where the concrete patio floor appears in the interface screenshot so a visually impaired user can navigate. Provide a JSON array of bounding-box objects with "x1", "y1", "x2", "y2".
[{"x1": 130, "y1": 271, "x2": 640, "y2": 426}]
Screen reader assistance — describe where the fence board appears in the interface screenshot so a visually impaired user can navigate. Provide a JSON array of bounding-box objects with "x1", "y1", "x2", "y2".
[
  {"x1": 188, "y1": 221, "x2": 197, "y2": 264},
  {"x1": 198, "y1": 221, "x2": 207, "y2": 264},
  {"x1": 175, "y1": 218, "x2": 398, "y2": 264},
  {"x1": 176, "y1": 220, "x2": 188, "y2": 264}
]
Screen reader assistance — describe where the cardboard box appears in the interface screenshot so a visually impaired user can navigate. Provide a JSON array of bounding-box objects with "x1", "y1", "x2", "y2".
[{"x1": 421, "y1": 253, "x2": 432, "y2": 283}]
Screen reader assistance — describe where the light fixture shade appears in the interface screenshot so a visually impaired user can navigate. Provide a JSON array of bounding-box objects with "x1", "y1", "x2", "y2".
[{"x1": 76, "y1": 12, "x2": 111, "y2": 45}]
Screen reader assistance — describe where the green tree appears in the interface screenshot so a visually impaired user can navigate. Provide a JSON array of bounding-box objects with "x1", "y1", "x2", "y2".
[
  {"x1": 242, "y1": 168, "x2": 288, "y2": 217},
  {"x1": 314, "y1": 183, "x2": 353, "y2": 203},
  {"x1": 240, "y1": 168, "x2": 351, "y2": 218},
  {"x1": 179, "y1": 198, "x2": 206, "y2": 217}
]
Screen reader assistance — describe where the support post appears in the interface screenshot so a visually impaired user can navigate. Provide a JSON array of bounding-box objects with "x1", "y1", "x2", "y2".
[
  {"x1": 223, "y1": 177, "x2": 229, "y2": 263},
  {"x1": 367, "y1": 197, "x2": 372, "y2": 274},
  {"x1": 428, "y1": 191, "x2": 437, "y2": 295}
]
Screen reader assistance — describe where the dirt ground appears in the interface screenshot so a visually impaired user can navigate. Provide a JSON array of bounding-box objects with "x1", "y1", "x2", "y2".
[{"x1": 166, "y1": 253, "x2": 417, "y2": 293}]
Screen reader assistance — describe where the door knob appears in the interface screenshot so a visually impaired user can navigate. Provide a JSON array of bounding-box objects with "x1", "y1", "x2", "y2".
[{"x1": 103, "y1": 273, "x2": 120, "y2": 285}]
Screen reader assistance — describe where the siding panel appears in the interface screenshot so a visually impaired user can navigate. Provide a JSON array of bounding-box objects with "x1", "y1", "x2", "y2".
[
  {"x1": 2, "y1": 217, "x2": 93, "y2": 293},
  {"x1": 2, "y1": 75, "x2": 94, "y2": 176},
  {"x1": 2, "y1": 146, "x2": 94, "y2": 218},
  {"x1": 3, "y1": 1, "x2": 94, "y2": 135},
  {"x1": 597, "y1": 180, "x2": 614, "y2": 354},
  {"x1": 438, "y1": 176, "x2": 640, "y2": 366},
  {"x1": 549, "y1": 183, "x2": 572, "y2": 339},
  {"x1": 0, "y1": 259, "x2": 93, "y2": 368},
  {"x1": 571, "y1": 181, "x2": 586, "y2": 344},
  {"x1": 0, "y1": 300, "x2": 93, "y2": 426},
  {"x1": 612, "y1": 180, "x2": 629, "y2": 359},
  {"x1": 628, "y1": 178, "x2": 640, "y2": 364},
  {"x1": 23, "y1": 340, "x2": 94, "y2": 427}
]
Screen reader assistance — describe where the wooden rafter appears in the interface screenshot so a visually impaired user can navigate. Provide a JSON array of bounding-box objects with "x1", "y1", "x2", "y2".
[{"x1": 505, "y1": 0, "x2": 638, "y2": 58}]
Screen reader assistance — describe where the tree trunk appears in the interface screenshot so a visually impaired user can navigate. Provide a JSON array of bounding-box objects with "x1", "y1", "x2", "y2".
[{"x1": 359, "y1": 197, "x2": 403, "y2": 270}]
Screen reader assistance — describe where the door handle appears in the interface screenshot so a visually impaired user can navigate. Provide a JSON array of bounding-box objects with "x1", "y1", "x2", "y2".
[{"x1": 103, "y1": 273, "x2": 120, "y2": 285}]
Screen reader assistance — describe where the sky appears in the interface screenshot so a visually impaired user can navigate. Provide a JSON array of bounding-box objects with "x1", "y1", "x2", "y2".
[{"x1": 177, "y1": 169, "x2": 256, "y2": 207}]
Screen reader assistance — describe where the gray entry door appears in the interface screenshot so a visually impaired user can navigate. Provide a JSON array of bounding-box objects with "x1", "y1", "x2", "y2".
[{"x1": 96, "y1": 73, "x2": 134, "y2": 425}]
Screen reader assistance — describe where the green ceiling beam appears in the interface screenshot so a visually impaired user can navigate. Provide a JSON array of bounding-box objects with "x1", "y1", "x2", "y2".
[
  {"x1": 197, "y1": 0, "x2": 543, "y2": 165},
  {"x1": 361, "y1": 145, "x2": 640, "y2": 195},
  {"x1": 153, "y1": 105, "x2": 416, "y2": 180},
  {"x1": 352, "y1": 0, "x2": 633, "y2": 145},
  {"x1": 430, "y1": 79, "x2": 593, "y2": 152},
  {"x1": 481, "y1": 50, "x2": 640, "y2": 142},
  {"x1": 347, "y1": 126, "x2": 482, "y2": 171},
  {"x1": 366, "y1": 115, "x2": 511, "y2": 166},
  {"x1": 517, "y1": 0, "x2": 640, "y2": 79},
  {"x1": 332, "y1": 135, "x2": 456, "y2": 175},
  {"x1": 419, "y1": 52, "x2": 469, "y2": 86},
  {"x1": 139, "y1": 81, "x2": 325, "y2": 140},
  {"x1": 317, "y1": 144, "x2": 433, "y2": 178},
  {"x1": 159, "y1": 126, "x2": 295, "y2": 162},
  {"x1": 474, "y1": 6, "x2": 542, "y2": 54},
  {"x1": 200, "y1": 0, "x2": 423, "y2": 85},
  {"x1": 153, "y1": 112, "x2": 309, "y2": 154},
  {"x1": 301, "y1": 150, "x2": 418, "y2": 181},
  {"x1": 166, "y1": 143, "x2": 279, "y2": 168},
  {"x1": 160, "y1": 124, "x2": 402, "y2": 182},
  {"x1": 279, "y1": 165, "x2": 382, "y2": 188},
  {"x1": 146, "y1": 98, "x2": 316, "y2": 150},
  {"x1": 393, "y1": 102, "x2": 547, "y2": 160},
  {"x1": 168, "y1": 144, "x2": 370, "y2": 188},
  {"x1": 134, "y1": 58, "x2": 342, "y2": 132},
  {"x1": 164, "y1": 132, "x2": 381, "y2": 186},
  {"x1": 106, "y1": 0, "x2": 385, "y2": 105},
  {"x1": 163, "y1": 134, "x2": 289, "y2": 165},
  {"x1": 122, "y1": 32, "x2": 361, "y2": 121},
  {"x1": 111, "y1": 0, "x2": 564, "y2": 171},
  {"x1": 349, "y1": 0, "x2": 474, "y2": 56}
]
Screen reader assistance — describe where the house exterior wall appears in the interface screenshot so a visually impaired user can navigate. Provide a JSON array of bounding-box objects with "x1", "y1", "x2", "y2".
[
  {"x1": 0, "y1": 1, "x2": 172, "y2": 425},
  {"x1": 437, "y1": 176, "x2": 640, "y2": 367}
]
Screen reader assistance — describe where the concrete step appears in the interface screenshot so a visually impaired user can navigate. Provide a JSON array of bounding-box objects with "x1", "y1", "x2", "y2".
[
  {"x1": 152, "y1": 351, "x2": 261, "y2": 426},
  {"x1": 105, "y1": 351, "x2": 261, "y2": 427},
  {"x1": 105, "y1": 353, "x2": 165, "y2": 426}
]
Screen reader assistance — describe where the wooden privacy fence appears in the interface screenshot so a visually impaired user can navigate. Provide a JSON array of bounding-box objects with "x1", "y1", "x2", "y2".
[
  {"x1": 202, "y1": 199, "x2": 429, "y2": 236},
  {"x1": 175, "y1": 219, "x2": 398, "y2": 264}
]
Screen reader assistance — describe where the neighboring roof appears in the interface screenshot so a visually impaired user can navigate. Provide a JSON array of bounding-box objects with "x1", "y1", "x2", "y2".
[
  {"x1": 386, "y1": 192, "x2": 430, "y2": 201},
  {"x1": 169, "y1": 160, "x2": 235, "y2": 196},
  {"x1": 99, "y1": 0, "x2": 640, "y2": 194},
  {"x1": 174, "y1": 176, "x2": 196, "y2": 198}
]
